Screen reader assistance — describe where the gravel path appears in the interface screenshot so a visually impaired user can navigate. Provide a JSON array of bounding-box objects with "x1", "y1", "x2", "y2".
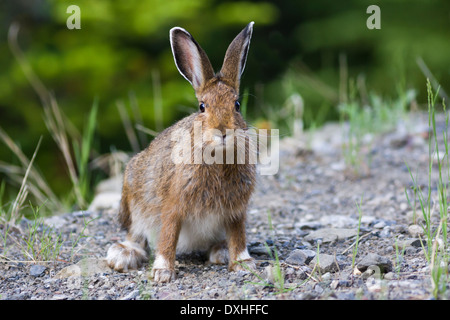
[{"x1": 1, "y1": 111, "x2": 449, "y2": 301}]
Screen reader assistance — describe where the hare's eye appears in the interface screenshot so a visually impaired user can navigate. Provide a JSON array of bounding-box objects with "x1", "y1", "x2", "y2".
[
  {"x1": 199, "y1": 103, "x2": 205, "y2": 113},
  {"x1": 235, "y1": 101, "x2": 241, "y2": 112}
]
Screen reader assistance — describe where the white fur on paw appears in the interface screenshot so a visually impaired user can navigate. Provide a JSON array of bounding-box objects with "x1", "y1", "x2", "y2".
[
  {"x1": 231, "y1": 258, "x2": 256, "y2": 271},
  {"x1": 106, "y1": 241, "x2": 147, "y2": 272},
  {"x1": 151, "y1": 268, "x2": 176, "y2": 283},
  {"x1": 237, "y1": 249, "x2": 252, "y2": 261},
  {"x1": 230, "y1": 249, "x2": 255, "y2": 271},
  {"x1": 151, "y1": 254, "x2": 176, "y2": 282}
]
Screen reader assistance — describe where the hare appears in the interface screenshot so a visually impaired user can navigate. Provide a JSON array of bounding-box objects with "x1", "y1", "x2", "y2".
[{"x1": 106, "y1": 22, "x2": 256, "y2": 282}]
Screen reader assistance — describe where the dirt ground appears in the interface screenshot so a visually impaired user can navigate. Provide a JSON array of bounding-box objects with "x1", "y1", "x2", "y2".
[{"x1": 1, "y1": 111, "x2": 449, "y2": 301}]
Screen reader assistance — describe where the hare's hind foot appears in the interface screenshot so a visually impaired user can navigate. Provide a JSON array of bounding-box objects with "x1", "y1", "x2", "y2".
[
  {"x1": 208, "y1": 241, "x2": 256, "y2": 272},
  {"x1": 208, "y1": 241, "x2": 229, "y2": 264},
  {"x1": 106, "y1": 240, "x2": 148, "y2": 272}
]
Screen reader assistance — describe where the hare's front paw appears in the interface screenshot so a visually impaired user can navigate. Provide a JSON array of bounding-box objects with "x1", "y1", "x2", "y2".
[
  {"x1": 229, "y1": 248, "x2": 256, "y2": 272},
  {"x1": 151, "y1": 268, "x2": 177, "y2": 283},
  {"x1": 150, "y1": 254, "x2": 176, "y2": 283}
]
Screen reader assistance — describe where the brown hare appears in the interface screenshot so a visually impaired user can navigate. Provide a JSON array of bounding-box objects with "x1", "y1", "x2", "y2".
[{"x1": 106, "y1": 22, "x2": 256, "y2": 282}]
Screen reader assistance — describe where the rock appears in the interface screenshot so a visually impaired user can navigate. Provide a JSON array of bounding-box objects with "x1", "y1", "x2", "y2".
[
  {"x1": 44, "y1": 215, "x2": 67, "y2": 229},
  {"x1": 360, "y1": 216, "x2": 377, "y2": 225},
  {"x1": 379, "y1": 226, "x2": 392, "y2": 238},
  {"x1": 88, "y1": 192, "x2": 122, "y2": 211},
  {"x1": 373, "y1": 221, "x2": 387, "y2": 229},
  {"x1": 294, "y1": 221, "x2": 322, "y2": 230},
  {"x1": 375, "y1": 219, "x2": 396, "y2": 228},
  {"x1": 30, "y1": 265, "x2": 47, "y2": 277},
  {"x1": 362, "y1": 266, "x2": 382, "y2": 279},
  {"x1": 400, "y1": 202, "x2": 409, "y2": 211},
  {"x1": 321, "y1": 272, "x2": 332, "y2": 281},
  {"x1": 408, "y1": 224, "x2": 424, "y2": 237},
  {"x1": 335, "y1": 292, "x2": 356, "y2": 300},
  {"x1": 55, "y1": 265, "x2": 82, "y2": 279},
  {"x1": 78, "y1": 258, "x2": 112, "y2": 276},
  {"x1": 366, "y1": 277, "x2": 383, "y2": 293},
  {"x1": 95, "y1": 175, "x2": 123, "y2": 194},
  {"x1": 309, "y1": 253, "x2": 339, "y2": 273},
  {"x1": 396, "y1": 238, "x2": 426, "y2": 249},
  {"x1": 263, "y1": 264, "x2": 284, "y2": 285},
  {"x1": 285, "y1": 250, "x2": 308, "y2": 266},
  {"x1": 330, "y1": 279, "x2": 339, "y2": 290},
  {"x1": 76, "y1": 176, "x2": 123, "y2": 215},
  {"x1": 55, "y1": 258, "x2": 112, "y2": 279},
  {"x1": 339, "y1": 280, "x2": 352, "y2": 288},
  {"x1": 319, "y1": 215, "x2": 358, "y2": 228},
  {"x1": 67, "y1": 276, "x2": 82, "y2": 290},
  {"x1": 406, "y1": 210, "x2": 424, "y2": 222},
  {"x1": 384, "y1": 272, "x2": 398, "y2": 280},
  {"x1": 309, "y1": 122, "x2": 343, "y2": 154},
  {"x1": 300, "y1": 249, "x2": 317, "y2": 263},
  {"x1": 304, "y1": 228, "x2": 357, "y2": 243},
  {"x1": 120, "y1": 289, "x2": 140, "y2": 300},
  {"x1": 249, "y1": 243, "x2": 272, "y2": 256},
  {"x1": 314, "y1": 283, "x2": 324, "y2": 294},
  {"x1": 72, "y1": 210, "x2": 93, "y2": 218},
  {"x1": 330, "y1": 161, "x2": 346, "y2": 171},
  {"x1": 356, "y1": 253, "x2": 392, "y2": 273}
]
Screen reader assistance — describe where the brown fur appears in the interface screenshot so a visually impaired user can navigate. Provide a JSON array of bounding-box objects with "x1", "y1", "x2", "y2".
[{"x1": 108, "y1": 22, "x2": 256, "y2": 281}]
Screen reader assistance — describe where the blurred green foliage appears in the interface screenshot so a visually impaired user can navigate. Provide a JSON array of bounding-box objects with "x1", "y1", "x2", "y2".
[{"x1": 0, "y1": 0, "x2": 449, "y2": 201}]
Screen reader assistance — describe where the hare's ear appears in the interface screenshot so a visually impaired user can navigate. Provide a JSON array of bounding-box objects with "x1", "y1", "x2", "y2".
[
  {"x1": 170, "y1": 27, "x2": 215, "y2": 91},
  {"x1": 220, "y1": 22, "x2": 254, "y2": 90}
]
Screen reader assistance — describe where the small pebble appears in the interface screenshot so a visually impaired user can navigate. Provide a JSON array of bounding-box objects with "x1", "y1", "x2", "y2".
[
  {"x1": 29, "y1": 265, "x2": 47, "y2": 277},
  {"x1": 408, "y1": 224, "x2": 424, "y2": 237},
  {"x1": 285, "y1": 250, "x2": 308, "y2": 266}
]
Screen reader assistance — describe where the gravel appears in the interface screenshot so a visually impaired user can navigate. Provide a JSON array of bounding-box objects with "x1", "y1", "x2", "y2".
[
  {"x1": 1, "y1": 112, "x2": 449, "y2": 300},
  {"x1": 29, "y1": 265, "x2": 47, "y2": 277}
]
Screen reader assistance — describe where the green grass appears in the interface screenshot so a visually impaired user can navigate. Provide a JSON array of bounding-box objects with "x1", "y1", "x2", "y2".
[
  {"x1": 22, "y1": 202, "x2": 64, "y2": 262},
  {"x1": 393, "y1": 237, "x2": 407, "y2": 277},
  {"x1": 72, "y1": 98, "x2": 99, "y2": 209},
  {"x1": 1, "y1": 200, "x2": 95, "y2": 263},
  {"x1": 0, "y1": 136, "x2": 43, "y2": 222},
  {"x1": 43, "y1": 96, "x2": 99, "y2": 210},
  {"x1": 0, "y1": 98, "x2": 100, "y2": 264},
  {"x1": 405, "y1": 79, "x2": 449, "y2": 299},
  {"x1": 2, "y1": 24, "x2": 106, "y2": 214},
  {"x1": 0, "y1": 98, "x2": 100, "y2": 216},
  {"x1": 351, "y1": 197, "x2": 364, "y2": 271},
  {"x1": 237, "y1": 210, "x2": 319, "y2": 295},
  {"x1": 237, "y1": 211, "x2": 291, "y2": 294},
  {"x1": 0, "y1": 26, "x2": 133, "y2": 265},
  {"x1": 338, "y1": 79, "x2": 415, "y2": 176}
]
